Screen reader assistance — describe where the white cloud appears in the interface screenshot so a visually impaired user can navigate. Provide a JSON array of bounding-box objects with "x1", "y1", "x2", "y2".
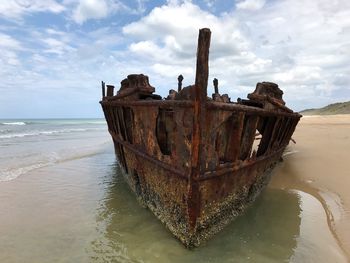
[
  {"x1": 122, "y1": 1, "x2": 271, "y2": 95},
  {"x1": 0, "y1": 33, "x2": 22, "y2": 50},
  {"x1": 46, "y1": 28, "x2": 66, "y2": 36},
  {"x1": 239, "y1": 0, "x2": 350, "y2": 104},
  {"x1": 122, "y1": 2, "x2": 253, "y2": 82},
  {"x1": 71, "y1": 0, "x2": 135, "y2": 24},
  {"x1": 136, "y1": 0, "x2": 147, "y2": 14},
  {"x1": 130, "y1": 41, "x2": 160, "y2": 56},
  {"x1": 120, "y1": 0, "x2": 350, "y2": 110},
  {"x1": 166, "y1": 0, "x2": 184, "y2": 6},
  {"x1": 0, "y1": 0, "x2": 65, "y2": 19},
  {"x1": 72, "y1": 0, "x2": 108, "y2": 24},
  {"x1": 0, "y1": 25, "x2": 126, "y2": 100},
  {"x1": 152, "y1": 63, "x2": 194, "y2": 78},
  {"x1": 204, "y1": 0, "x2": 216, "y2": 9},
  {"x1": 236, "y1": 0, "x2": 265, "y2": 11},
  {"x1": 42, "y1": 37, "x2": 75, "y2": 55},
  {"x1": 0, "y1": 50, "x2": 21, "y2": 66},
  {"x1": 0, "y1": 33, "x2": 23, "y2": 74}
]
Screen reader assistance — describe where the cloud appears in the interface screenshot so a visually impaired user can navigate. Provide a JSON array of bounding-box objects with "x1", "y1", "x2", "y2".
[
  {"x1": 241, "y1": 0, "x2": 350, "y2": 103},
  {"x1": 0, "y1": 50, "x2": 21, "y2": 66},
  {"x1": 0, "y1": 24, "x2": 126, "y2": 106},
  {"x1": 121, "y1": 1, "x2": 276, "y2": 98},
  {"x1": 0, "y1": 0, "x2": 65, "y2": 19},
  {"x1": 42, "y1": 37, "x2": 75, "y2": 55},
  {"x1": 236, "y1": 0, "x2": 265, "y2": 11},
  {"x1": 46, "y1": 28, "x2": 67, "y2": 36},
  {"x1": 72, "y1": 0, "x2": 109, "y2": 24},
  {"x1": 135, "y1": 0, "x2": 147, "y2": 14},
  {"x1": 0, "y1": 33, "x2": 22, "y2": 78},
  {"x1": 71, "y1": 0, "x2": 137, "y2": 24},
  {"x1": 0, "y1": 33, "x2": 22, "y2": 50},
  {"x1": 204, "y1": 0, "x2": 216, "y2": 9},
  {"x1": 120, "y1": 0, "x2": 350, "y2": 110},
  {"x1": 122, "y1": 2, "x2": 252, "y2": 81}
]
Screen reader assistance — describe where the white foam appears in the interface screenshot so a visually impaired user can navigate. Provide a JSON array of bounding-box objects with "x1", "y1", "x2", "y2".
[
  {"x1": 0, "y1": 163, "x2": 48, "y2": 182},
  {"x1": 0, "y1": 143, "x2": 109, "y2": 182},
  {"x1": 283, "y1": 150, "x2": 299, "y2": 157},
  {"x1": 0, "y1": 128, "x2": 105, "y2": 139},
  {"x1": 1, "y1": 122, "x2": 26, "y2": 126}
]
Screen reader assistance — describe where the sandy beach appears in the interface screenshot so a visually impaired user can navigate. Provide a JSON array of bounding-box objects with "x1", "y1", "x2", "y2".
[{"x1": 270, "y1": 114, "x2": 350, "y2": 259}]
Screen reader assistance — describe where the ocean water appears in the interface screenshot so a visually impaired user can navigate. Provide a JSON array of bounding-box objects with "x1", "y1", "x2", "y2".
[
  {"x1": 0, "y1": 119, "x2": 108, "y2": 182},
  {"x1": 0, "y1": 119, "x2": 347, "y2": 262}
]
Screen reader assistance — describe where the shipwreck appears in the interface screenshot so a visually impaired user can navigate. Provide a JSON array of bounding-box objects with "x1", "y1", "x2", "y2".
[{"x1": 100, "y1": 28, "x2": 301, "y2": 248}]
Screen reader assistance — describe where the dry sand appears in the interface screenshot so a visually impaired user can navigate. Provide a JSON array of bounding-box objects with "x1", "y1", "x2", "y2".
[{"x1": 270, "y1": 114, "x2": 350, "y2": 258}]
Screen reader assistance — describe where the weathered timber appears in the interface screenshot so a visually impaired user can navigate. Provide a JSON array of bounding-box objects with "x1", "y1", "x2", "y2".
[
  {"x1": 101, "y1": 81, "x2": 106, "y2": 98},
  {"x1": 106, "y1": 85, "x2": 114, "y2": 97},
  {"x1": 213, "y1": 78, "x2": 219, "y2": 94},
  {"x1": 99, "y1": 28, "x2": 302, "y2": 248},
  {"x1": 178, "y1": 75, "x2": 184, "y2": 92},
  {"x1": 188, "y1": 27, "x2": 211, "y2": 231}
]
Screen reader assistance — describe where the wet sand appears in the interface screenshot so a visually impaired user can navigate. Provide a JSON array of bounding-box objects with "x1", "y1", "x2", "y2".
[{"x1": 270, "y1": 114, "x2": 350, "y2": 258}]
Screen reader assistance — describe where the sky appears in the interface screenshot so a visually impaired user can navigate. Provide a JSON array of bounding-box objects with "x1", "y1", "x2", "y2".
[{"x1": 0, "y1": 0, "x2": 349, "y2": 118}]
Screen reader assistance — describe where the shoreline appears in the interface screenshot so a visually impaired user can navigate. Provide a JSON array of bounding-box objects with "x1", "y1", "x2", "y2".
[{"x1": 270, "y1": 114, "x2": 350, "y2": 259}]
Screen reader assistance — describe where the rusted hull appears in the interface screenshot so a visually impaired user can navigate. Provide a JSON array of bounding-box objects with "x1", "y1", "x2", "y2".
[
  {"x1": 118, "y1": 143, "x2": 282, "y2": 247},
  {"x1": 99, "y1": 28, "x2": 301, "y2": 247},
  {"x1": 101, "y1": 99, "x2": 299, "y2": 247}
]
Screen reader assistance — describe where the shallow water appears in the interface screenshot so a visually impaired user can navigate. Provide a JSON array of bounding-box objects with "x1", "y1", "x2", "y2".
[
  {"x1": 0, "y1": 119, "x2": 347, "y2": 262},
  {"x1": 0, "y1": 119, "x2": 108, "y2": 181}
]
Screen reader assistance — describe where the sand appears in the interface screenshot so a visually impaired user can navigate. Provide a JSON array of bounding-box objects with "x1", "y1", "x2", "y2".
[{"x1": 270, "y1": 114, "x2": 350, "y2": 258}]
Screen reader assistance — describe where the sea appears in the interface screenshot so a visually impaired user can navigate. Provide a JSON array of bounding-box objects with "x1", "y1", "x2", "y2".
[{"x1": 0, "y1": 119, "x2": 347, "y2": 262}]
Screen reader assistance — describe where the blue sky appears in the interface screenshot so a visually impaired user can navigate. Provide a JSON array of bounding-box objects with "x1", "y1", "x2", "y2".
[{"x1": 0, "y1": 0, "x2": 349, "y2": 118}]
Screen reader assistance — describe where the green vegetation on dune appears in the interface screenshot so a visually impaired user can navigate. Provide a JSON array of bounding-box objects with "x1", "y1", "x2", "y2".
[{"x1": 300, "y1": 101, "x2": 350, "y2": 115}]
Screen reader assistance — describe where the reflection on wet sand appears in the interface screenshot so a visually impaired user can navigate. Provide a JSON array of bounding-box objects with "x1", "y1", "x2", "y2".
[
  {"x1": 271, "y1": 148, "x2": 349, "y2": 261},
  {"x1": 88, "y1": 162, "x2": 346, "y2": 262}
]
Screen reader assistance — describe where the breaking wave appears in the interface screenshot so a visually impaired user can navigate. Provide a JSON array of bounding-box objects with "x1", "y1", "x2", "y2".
[
  {"x1": 0, "y1": 145, "x2": 109, "y2": 182},
  {"x1": 0, "y1": 129, "x2": 11, "y2": 134},
  {"x1": 0, "y1": 128, "x2": 105, "y2": 139},
  {"x1": 1, "y1": 122, "x2": 26, "y2": 126},
  {"x1": 0, "y1": 163, "x2": 49, "y2": 182},
  {"x1": 283, "y1": 149, "x2": 299, "y2": 157},
  {"x1": 0, "y1": 119, "x2": 106, "y2": 126}
]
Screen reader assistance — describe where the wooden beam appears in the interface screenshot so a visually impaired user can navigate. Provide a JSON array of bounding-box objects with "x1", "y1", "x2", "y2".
[{"x1": 188, "y1": 28, "x2": 211, "y2": 230}]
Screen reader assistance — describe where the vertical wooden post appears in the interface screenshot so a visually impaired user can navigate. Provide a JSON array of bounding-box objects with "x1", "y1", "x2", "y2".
[
  {"x1": 239, "y1": 115, "x2": 259, "y2": 160},
  {"x1": 226, "y1": 112, "x2": 244, "y2": 162},
  {"x1": 178, "y1": 75, "x2": 184, "y2": 92},
  {"x1": 101, "y1": 81, "x2": 106, "y2": 99},
  {"x1": 106, "y1": 85, "x2": 114, "y2": 97},
  {"x1": 188, "y1": 28, "x2": 211, "y2": 230},
  {"x1": 213, "y1": 78, "x2": 218, "y2": 94}
]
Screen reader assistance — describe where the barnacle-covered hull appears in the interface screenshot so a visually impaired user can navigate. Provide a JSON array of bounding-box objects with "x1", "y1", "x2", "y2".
[{"x1": 100, "y1": 28, "x2": 301, "y2": 248}]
